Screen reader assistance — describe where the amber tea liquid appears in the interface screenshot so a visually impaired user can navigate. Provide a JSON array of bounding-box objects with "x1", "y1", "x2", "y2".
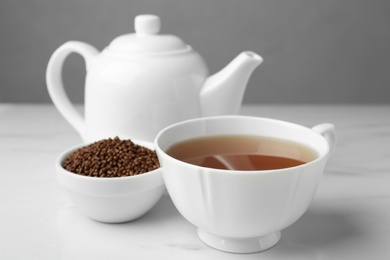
[{"x1": 166, "y1": 135, "x2": 318, "y2": 171}]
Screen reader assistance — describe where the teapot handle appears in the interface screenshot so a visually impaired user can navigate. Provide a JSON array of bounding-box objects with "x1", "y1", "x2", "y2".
[
  {"x1": 46, "y1": 41, "x2": 99, "y2": 141},
  {"x1": 312, "y1": 123, "x2": 337, "y2": 157}
]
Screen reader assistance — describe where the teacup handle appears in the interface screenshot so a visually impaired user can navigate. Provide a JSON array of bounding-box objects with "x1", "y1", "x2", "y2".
[
  {"x1": 312, "y1": 123, "x2": 337, "y2": 156},
  {"x1": 46, "y1": 41, "x2": 99, "y2": 141}
]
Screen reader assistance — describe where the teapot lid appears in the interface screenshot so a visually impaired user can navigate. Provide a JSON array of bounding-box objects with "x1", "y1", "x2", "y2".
[{"x1": 108, "y1": 14, "x2": 188, "y2": 53}]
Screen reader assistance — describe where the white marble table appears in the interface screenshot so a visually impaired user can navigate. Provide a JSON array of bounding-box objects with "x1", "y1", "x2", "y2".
[{"x1": 1, "y1": 104, "x2": 389, "y2": 259}]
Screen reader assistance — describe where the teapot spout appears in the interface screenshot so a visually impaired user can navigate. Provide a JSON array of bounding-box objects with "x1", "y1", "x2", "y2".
[{"x1": 200, "y1": 51, "x2": 263, "y2": 117}]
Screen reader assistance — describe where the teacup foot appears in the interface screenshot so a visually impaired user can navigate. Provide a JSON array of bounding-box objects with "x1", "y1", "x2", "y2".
[{"x1": 197, "y1": 229, "x2": 281, "y2": 254}]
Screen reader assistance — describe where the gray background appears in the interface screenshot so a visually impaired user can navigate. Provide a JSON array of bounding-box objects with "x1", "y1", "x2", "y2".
[{"x1": 1, "y1": 0, "x2": 389, "y2": 104}]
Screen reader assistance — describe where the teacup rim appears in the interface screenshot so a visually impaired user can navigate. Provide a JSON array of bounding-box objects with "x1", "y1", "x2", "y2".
[{"x1": 154, "y1": 115, "x2": 330, "y2": 175}]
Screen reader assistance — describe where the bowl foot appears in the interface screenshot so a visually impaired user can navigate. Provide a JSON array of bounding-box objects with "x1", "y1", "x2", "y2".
[{"x1": 197, "y1": 229, "x2": 281, "y2": 254}]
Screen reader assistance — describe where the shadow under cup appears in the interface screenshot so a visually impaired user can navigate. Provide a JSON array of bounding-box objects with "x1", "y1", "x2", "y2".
[{"x1": 154, "y1": 115, "x2": 335, "y2": 254}]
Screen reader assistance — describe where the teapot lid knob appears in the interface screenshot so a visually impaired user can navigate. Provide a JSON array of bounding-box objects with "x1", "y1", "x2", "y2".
[
  {"x1": 135, "y1": 15, "x2": 161, "y2": 35},
  {"x1": 108, "y1": 14, "x2": 188, "y2": 53}
]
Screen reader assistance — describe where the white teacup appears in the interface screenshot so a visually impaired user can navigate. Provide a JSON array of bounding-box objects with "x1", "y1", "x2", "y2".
[{"x1": 154, "y1": 115, "x2": 336, "y2": 253}]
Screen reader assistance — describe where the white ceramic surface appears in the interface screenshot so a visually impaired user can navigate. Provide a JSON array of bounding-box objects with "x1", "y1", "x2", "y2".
[
  {"x1": 46, "y1": 14, "x2": 263, "y2": 143},
  {"x1": 155, "y1": 116, "x2": 336, "y2": 253},
  {"x1": 56, "y1": 140, "x2": 165, "y2": 223}
]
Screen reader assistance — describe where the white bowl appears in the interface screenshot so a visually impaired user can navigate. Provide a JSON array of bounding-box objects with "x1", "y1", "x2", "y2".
[
  {"x1": 56, "y1": 140, "x2": 165, "y2": 223},
  {"x1": 155, "y1": 116, "x2": 336, "y2": 253}
]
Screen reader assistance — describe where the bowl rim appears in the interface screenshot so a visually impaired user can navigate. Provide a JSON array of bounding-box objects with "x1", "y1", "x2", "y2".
[{"x1": 56, "y1": 141, "x2": 162, "y2": 182}]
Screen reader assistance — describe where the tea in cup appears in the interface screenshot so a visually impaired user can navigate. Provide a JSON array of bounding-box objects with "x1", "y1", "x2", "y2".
[{"x1": 154, "y1": 115, "x2": 336, "y2": 253}]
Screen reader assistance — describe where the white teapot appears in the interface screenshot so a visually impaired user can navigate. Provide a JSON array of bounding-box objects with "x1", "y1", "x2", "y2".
[{"x1": 46, "y1": 14, "x2": 263, "y2": 142}]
